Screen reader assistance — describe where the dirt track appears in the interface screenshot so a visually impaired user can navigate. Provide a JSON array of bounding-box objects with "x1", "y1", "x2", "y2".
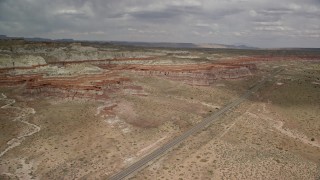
[
  {"x1": 109, "y1": 68, "x2": 283, "y2": 180},
  {"x1": 0, "y1": 93, "x2": 40, "y2": 158}
]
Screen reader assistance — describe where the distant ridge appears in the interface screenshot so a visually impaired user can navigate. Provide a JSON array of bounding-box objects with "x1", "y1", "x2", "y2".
[
  {"x1": 196, "y1": 43, "x2": 256, "y2": 49},
  {"x1": 110, "y1": 41, "x2": 258, "y2": 49},
  {"x1": 0, "y1": 35, "x2": 257, "y2": 49},
  {"x1": 0, "y1": 35, "x2": 75, "y2": 42},
  {"x1": 110, "y1": 41, "x2": 198, "y2": 48}
]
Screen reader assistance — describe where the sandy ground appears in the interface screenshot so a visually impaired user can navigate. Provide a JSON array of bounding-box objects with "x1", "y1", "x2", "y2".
[
  {"x1": 0, "y1": 59, "x2": 319, "y2": 179},
  {"x1": 0, "y1": 93, "x2": 40, "y2": 158},
  {"x1": 134, "y1": 101, "x2": 320, "y2": 179},
  {"x1": 0, "y1": 73, "x2": 245, "y2": 179},
  {"x1": 132, "y1": 61, "x2": 320, "y2": 180}
]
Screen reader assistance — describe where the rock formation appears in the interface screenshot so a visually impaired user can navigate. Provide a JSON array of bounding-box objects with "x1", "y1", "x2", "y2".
[
  {"x1": 98, "y1": 63, "x2": 257, "y2": 86},
  {"x1": 1, "y1": 40, "x2": 319, "y2": 100}
]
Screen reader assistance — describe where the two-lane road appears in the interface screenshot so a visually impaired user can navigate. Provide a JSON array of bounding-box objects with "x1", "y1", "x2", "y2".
[{"x1": 109, "y1": 68, "x2": 283, "y2": 180}]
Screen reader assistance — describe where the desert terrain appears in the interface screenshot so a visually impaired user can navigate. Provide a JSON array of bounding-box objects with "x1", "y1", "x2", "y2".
[{"x1": 0, "y1": 39, "x2": 319, "y2": 179}]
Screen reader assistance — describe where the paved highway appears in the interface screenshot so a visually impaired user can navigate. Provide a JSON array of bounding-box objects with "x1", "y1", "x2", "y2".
[{"x1": 109, "y1": 68, "x2": 283, "y2": 180}]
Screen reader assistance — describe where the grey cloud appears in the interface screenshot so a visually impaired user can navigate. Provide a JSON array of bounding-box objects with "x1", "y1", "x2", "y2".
[
  {"x1": 130, "y1": 10, "x2": 178, "y2": 20},
  {"x1": 0, "y1": 0, "x2": 319, "y2": 48},
  {"x1": 260, "y1": 8, "x2": 294, "y2": 15}
]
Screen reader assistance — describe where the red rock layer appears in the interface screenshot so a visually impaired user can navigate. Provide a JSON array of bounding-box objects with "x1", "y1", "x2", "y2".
[
  {"x1": 228, "y1": 55, "x2": 320, "y2": 64},
  {"x1": 0, "y1": 72, "x2": 130, "y2": 100},
  {"x1": 0, "y1": 74, "x2": 43, "y2": 86},
  {"x1": 1, "y1": 52, "x2": 318, "y2": 100},
  {"x1": 98, "y1": 63, "x2": 257, "y2": 86},
  {"x1": 0, "y1": 57, "x2": 158, "y2": 72}
]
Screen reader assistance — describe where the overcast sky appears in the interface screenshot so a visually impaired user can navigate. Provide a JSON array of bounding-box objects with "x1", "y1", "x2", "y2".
[{"x1": 0, "y1": 0, "x2": 319, "y2": 48}]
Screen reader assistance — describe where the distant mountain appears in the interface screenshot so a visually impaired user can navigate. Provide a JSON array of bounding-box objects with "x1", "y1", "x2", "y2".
[
  {"x1": 228, "y1": 44, "x2": 257, "y2": 49},
  {"x1": 110, "y1": 41, "x2": 198, "y2": 48},
  {"x1": 56, "y1": 39, "x2": 75, "y2": 42},
  {"x1": 0, "y1": 35, "x2": 24, "y2": 40},
  {"x1": 0, "y1": 35, "x2": 75, "y2": 43},
  {"x1": 24, "y1": 37, "x2": 75, "y2": 42},
  {"x1": 24, "y1": 37, "x2": 53, "y2": 42},
  {"x1": 111, "y1": 41, "x2": 257, "y2": 49},
  {"x1": 0, "y1": 35, "x2": 257, "y2": 49},
  {"x1": 0, "y1": 35, "x2": 9, "y2": 39}
]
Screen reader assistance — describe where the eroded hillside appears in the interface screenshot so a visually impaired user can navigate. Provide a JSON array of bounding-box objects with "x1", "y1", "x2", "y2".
[{"x1": 0, "y1": 40, "x2": 319, "y2": 179}]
